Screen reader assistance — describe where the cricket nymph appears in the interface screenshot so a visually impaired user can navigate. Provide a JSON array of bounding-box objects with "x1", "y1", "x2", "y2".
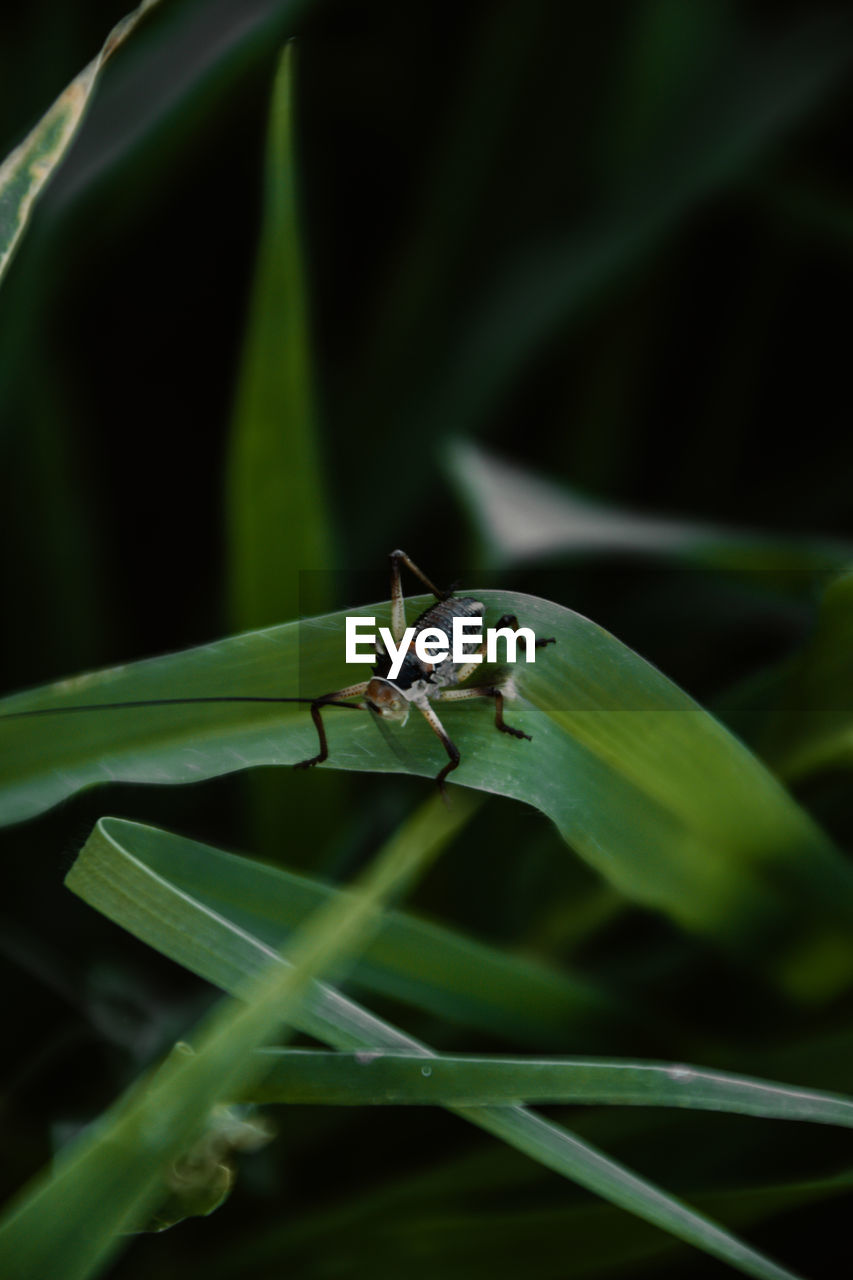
[
  {"x1": 366, "y1": 596, "x2": 486, "y2": 724},
  {"x1": 293, "y1": 550, "x2": 554, "y2": 795}
]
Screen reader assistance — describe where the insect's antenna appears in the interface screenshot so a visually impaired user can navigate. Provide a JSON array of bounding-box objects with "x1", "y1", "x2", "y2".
[{"x1": 0, "y1": 696, "x2": 365, "y2": 721}]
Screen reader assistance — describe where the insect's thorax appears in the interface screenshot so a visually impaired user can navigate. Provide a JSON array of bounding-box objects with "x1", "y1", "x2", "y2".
[{"x1": 377, "y1": 597, "x2": 485, "y2": 700}]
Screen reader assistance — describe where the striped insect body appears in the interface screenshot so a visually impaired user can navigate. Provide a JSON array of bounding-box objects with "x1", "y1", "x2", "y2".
[{"x1": 328, "y1": 552, "x2": 554, "y2": 794}]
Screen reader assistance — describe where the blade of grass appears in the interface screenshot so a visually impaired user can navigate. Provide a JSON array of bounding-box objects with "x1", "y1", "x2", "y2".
[
  {"x1": 0, "y1": 0, "x2": 165, "y2": 288},
  {"x1": 116, "y1": 817, "x2": 612, "y2": 1045},
  {"x1": 245, "y1": 1048, "x2": 853, "y2": 1127},
  {"x1": 447, "y1": 439, "x2": 853, "y2": 576},
  {"x1": 0, "y1": 797, "x2": 454, "y2": 1280},
  {"x1": 4, "y1": 592, "x2": 853, "y2": 989},
  {"x1": 64, "y1": 815, "x2": 806, "y2": 1280},
  {"x1": 227, "y1": 42, "x2": 333, "y2": 632},
  {"x1": 32, "y1": 0, "x2": 323, "y2": 218},
  {"x1": 225, "y1": 41, "x2": 341, "y2": 854}
]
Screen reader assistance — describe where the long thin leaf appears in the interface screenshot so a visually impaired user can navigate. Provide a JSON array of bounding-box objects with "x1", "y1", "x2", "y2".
[
  {"x1": 246, "y1": 1048, "x2": 853, "y2": 1126},
  {"x1": 448, "y1": 439, "x2": 852, "y2": 575},
  {"x1": 115, "y1": 818, "x2": 611, "y2": 1045},
  {"x1": 3, "y1": 592, "x2": 853, "y2": 985},
  {"x1": 63, "y1": 816, "x2": 807, "y2": 1280},
  {"x1": 0, "y1": 798, "x2": 454, "y2": 1280},
  {"x1": 226, "y1": 42, "x2": 334, "y2": 632},
  {"x1": 0, "y1": 0, "x2": 165, "y2": 287},
  {"x1": 59, "y1": 819, "x2": 804, "y2": 1280},
  {"x1": 224, "y1": 40, "x2": 340, "y2": 853}
]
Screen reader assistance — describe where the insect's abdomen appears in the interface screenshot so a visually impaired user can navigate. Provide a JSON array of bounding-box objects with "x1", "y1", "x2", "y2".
[
  {"x1": 412, "y1": 597, "x2": 484, "y2": 637},
  {"x1": 383, "y1": 597, "x2": 485, "y2": 694},
  {"x1": 414, "y1": 597, "x2": 485, "y2": 689}
]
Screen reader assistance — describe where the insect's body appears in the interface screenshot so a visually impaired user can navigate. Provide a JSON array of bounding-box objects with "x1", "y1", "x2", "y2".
[
  {"x1": 3, "y1": 551, "x2": 553, "y2": 797},
  {"x1": 348, "y1": 555, "x2": 554, "y2": 791},
  {"x1": 408, "y1": 596, "x2": 486, "y2": 689},
  {"x1": 369, "y1": 597, "x2": 486, "y2": 716}
]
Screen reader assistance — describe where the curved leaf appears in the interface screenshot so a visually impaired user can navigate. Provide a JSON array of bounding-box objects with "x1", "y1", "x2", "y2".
[
  {"x1": 0, "y1": 798, "x2": 448, "y2": 1280},
  {"x1": 110, "y1": 816, "x2": 612, "y2": 1046},
  {"x1": 447, "y1": 439, "x2": 853, "y2": 575},
  {"x1": 63, "y1": 815, "x2": 806, "y2": 1280},
  {"x1": 3, "y1": 592, "x2": 853, "y2": 978},
  {"x1": 0, "y1": 0, "x2": 164, "y2": 287}
]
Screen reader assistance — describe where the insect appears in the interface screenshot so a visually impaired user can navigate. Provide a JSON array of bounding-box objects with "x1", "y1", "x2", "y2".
[
  {"x1": 2, "y1": 550, "x2": 554, "y2": 796},
  {"x1": 294, "y1": 550, "x2": 555, "y2": 793}
]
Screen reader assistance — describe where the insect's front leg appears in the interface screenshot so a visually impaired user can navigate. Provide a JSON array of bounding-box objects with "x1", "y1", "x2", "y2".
[
  {"x1": 293, "y1": 683, "x2": 369, "y2": 769},
  {"x1": 453, "y1": 611, "x2": 556, "y2": 685},
  {"x1": 435, "y1": 685, "x2": 531, "y2": 741},
  {"x1": 495, "y1": 613, "x2": 556, "y2": 650}
]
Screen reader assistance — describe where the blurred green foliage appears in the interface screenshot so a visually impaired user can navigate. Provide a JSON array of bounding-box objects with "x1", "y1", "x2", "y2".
[{"x1": 1, "y1": 0, "x2": 853, "y2": 1277}]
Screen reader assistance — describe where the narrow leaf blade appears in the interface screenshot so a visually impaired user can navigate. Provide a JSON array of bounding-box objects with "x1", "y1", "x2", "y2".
[{"x1": 0, "y1": 0, "x2": 164, "y2": 287}]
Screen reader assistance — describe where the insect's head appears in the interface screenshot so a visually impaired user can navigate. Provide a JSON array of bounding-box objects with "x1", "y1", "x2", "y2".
[{"x1": 365, "y1": 678, "x2": 410, "y2": 725}]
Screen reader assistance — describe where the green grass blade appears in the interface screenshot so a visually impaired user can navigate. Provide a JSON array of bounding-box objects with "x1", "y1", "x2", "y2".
[
  {"x1": 3, "y1": 591, "x2": 853, "y2": 979},
  {"x1": 247, "y1": 1048, "x2": 853, "y2": 1127},
  {"x1": 226, "y1": 42, "x2": 334, "y2": 632},
  {"x1": 448, "y1": 439, "x2": 853, "y2": 575},
  {"x1": 112, "y1": 816, "x2": 610, "y2": 1044},
  {"x1": 0, "y1": 0, "x2": 164, "y2": 288},
  {"x1": 31, "y1": 0, "x2": 322, "y2": 223},
  {"x1": 65, "y1": 816, "x2": 805, "y2": 1280},
  {"x1": 224, "y1": 40, "x2": 340, "y2": 853},
  {"x1": 0, "y1": 800, "x2": 449, "y2": 1280}
]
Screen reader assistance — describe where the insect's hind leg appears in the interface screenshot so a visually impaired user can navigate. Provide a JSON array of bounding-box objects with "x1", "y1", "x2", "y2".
[
  {"x1": 293, "y1": 684, "x2": 369, "y2": 770},
  {"x1": 436, "y1": 685, "x2": 532, "y2": 741},
  {"x1": 390, "y1": 549, "x2": 450, "y2": 641}
]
